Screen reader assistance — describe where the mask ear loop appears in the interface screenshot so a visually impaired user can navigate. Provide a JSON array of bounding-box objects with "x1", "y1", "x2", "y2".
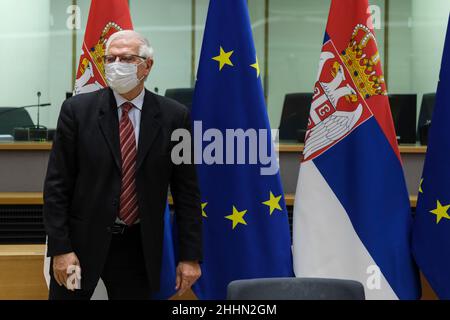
[{"x1": 136, "y1": 59, "x2": 148, "y2": 82}]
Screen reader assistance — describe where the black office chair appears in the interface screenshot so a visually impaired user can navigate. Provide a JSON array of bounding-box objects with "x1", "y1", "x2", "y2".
[
  {"x1": 417, "y1": 93, "x2": 436, "y2": 145},
  {"x1": 0, "y1": 107, "x2": 34, "y2": 135},
  {"x1": 227, "y1": 277, "x2": 365, "y2": 300},
  {"x1": 388, "y1": 94, "x2": 417, "y2": 144},
  {"x1": 278, "y1": 93, "x2": 312, "y2": 143},
  {"x1": 165, "y1": 88, "x2": 194, "y2": 111}
]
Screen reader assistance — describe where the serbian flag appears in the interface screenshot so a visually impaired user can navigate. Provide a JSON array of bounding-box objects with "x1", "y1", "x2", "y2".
[
  {"x1": 292, "y1": 0, "x2": 420, "y2": 299},
  {"x1": 74, "y1": 0, "x2": 133, "y2": 94},
  {"x1": 45, "y1": 0, "x2": 176, "y2": 300}
]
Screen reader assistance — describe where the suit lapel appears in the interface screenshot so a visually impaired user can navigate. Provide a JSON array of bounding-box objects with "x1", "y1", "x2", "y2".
[
  {"x1": 98, "y1": 88, "x2": 121, "y2": 171},
  {"x1": 136, "y1": 90, "x2": 162, "y2": 172}
]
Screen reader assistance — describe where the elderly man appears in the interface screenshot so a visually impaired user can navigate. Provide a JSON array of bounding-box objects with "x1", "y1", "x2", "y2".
[{"x1": 43, "y1": 30, "x2": 202, "y2": 300}]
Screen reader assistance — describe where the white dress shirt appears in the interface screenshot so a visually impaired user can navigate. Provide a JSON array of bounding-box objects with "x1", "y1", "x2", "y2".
[{"x1": 113, "y1": 88, "x2": 145, "y2": 225}]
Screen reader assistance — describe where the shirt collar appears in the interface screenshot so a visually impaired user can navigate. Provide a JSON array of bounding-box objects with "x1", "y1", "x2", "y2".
[{"x1": 113, "y1": 87, "x2": 145, "y2": 111}]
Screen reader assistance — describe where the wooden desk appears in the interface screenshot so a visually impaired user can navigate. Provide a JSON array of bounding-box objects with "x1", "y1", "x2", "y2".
[
  {"x1": 0, "y1": 142, "x2": 52, "y2": 151},
  {"x1": 277, "y1": 143, "x2": 427, "y2": 154},
  {"x1": 0, "y1": 192, "x2": 43, "y2": 205},
  {"x1": 284, "y1": 194, "x2": 417, "y2": 208},
  {"x1": 0, "y1": 244, "x2": 48, "y2": 300}
]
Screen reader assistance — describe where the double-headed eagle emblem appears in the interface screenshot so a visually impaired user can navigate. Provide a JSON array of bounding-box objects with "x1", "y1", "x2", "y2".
[{"x1": 303, "y1": 24, "x2": 386, "y2": 160}]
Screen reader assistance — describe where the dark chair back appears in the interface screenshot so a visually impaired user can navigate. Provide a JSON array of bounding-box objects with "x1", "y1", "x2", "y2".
[
  {"x1": 227, "y1": 277, "x2": 365, "y2": 300},
  {"x1": 0, "y1": 108, "x2": 34, "y2": 135},
  {"x1": 165, "y1": 88, "x2": 194, "y2": 111},
  {"x1": 278, "y1": 93, "x2": 312, "y2": 142},
  {"x1": 388, "y1": 94, "x2": 417, "y2": 144},
  {"x1": 418, "y1": 93, "x2": 436, "y2": 145}
]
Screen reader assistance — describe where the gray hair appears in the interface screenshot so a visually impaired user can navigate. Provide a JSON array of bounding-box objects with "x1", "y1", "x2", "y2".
[{"x1": 105, "y1": 30, "x2": 154, "y2": 59}]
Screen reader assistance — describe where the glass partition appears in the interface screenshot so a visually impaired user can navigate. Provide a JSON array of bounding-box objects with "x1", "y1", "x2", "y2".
[{"x1": 0, "y1": 0, "x2": 448, "y2": 141}]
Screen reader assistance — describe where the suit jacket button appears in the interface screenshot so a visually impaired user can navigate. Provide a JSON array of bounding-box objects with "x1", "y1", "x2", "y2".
[
  {"x1": 112, "y1": 199, "x2": 118, "y2": 206},
  {"x1": 106, "y1": 227, "x2": 111, "y2": 232}
]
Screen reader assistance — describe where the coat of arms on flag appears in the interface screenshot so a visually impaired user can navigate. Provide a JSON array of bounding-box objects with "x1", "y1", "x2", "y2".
[
  {"x1": 304, "y1": 24, "x2": 386, "y2": 160},
  {"x1": 75, "y1": 22, "x2": 124, "y2": 94}
]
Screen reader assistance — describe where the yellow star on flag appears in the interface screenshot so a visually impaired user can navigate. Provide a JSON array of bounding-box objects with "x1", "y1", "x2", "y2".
[
  {"x1": 430, "y1": 200, "x2": 450, "y2": 224},
  {"x1": 419, "y1": 178, "x2": 424, "y2": 194},
  {"x1": 250, "y1": 56, "x2": 260, "y2": 78},
  {"x1": 262, "y1": 191, "x2": 282, "y2": 215},
  {"x1": 225, "y1": 206, "x2": 248, "y2": 229},
  {"x1": 212, "y1": 46, "x2": 234, "y2": 71},
  {"x1": 201, "y1": 202, "x2": 208, "y2": 218}
]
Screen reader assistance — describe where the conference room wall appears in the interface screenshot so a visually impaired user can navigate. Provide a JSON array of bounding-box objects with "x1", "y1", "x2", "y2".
[
  {"x1": 130, "y1": 0, "x2": 193, "y2": 95},
  {"x1": 386, "y1": 0, "x2": 413, "y2": 95},
  {"x1": 411, "y1": 0, "x2": 450, "y2": 123},
  {"x1": 0, "y1": 0, "x2": 51, "y2": 122},
  {"x1": 1, "y1": 0, "x2": 449, "y2": 132},
  {"x1": 47, "y1": 0, "x2": 78, "y2": 133},
  {"x1": 0, "y1": 0, "x2": 86, "y2": 131}
]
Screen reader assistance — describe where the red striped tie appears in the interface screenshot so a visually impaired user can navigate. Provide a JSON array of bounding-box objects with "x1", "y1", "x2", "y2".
[{"x1": 119, "y1": 102, "x2": 139, "y2": 225}]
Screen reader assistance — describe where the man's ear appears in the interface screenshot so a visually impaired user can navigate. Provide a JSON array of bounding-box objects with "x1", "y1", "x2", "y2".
[{"x1": 146, "y1": 58, "x2": 154, "y2": 75}]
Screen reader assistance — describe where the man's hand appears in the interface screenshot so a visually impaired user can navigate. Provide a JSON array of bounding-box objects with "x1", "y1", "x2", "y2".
[
  {"x1": 52, "y1": 252, "x2": 80, "y2": 289},
  {"x1": 175, "y1": 261, "x2": 201, "y2": 296}
]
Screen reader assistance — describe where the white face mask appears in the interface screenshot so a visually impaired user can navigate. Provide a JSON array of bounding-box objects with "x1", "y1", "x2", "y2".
[{"x1": 105, "y1": 61, "x2": 145, "y2": 94}]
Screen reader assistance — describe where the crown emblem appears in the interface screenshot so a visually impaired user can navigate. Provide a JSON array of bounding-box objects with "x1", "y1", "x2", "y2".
[
  {"x1": 340, "y1": 24, "x2": 387, "y2": 99},
  {"x1": 78, "y1": 22, "x2": 123, "y2": 78},
  {"x1": 91, "y1": 22, "x2": 123, "y2": 76}
]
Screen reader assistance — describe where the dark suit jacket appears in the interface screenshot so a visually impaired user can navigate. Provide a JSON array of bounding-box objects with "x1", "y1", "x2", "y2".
[{"x1": 43, "y1": 88, "x2": 202, "y2": 291}]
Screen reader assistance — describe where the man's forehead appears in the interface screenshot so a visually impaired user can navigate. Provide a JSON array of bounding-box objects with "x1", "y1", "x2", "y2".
[{"x1": 108, "y1": 38, "x2": 140, "y2": 53}]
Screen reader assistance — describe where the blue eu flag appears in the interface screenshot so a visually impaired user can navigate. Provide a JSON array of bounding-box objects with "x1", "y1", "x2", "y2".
[
  {"x1": 152, "y1": 204, "x2": 177, "y2": 300},
  {"x1": 191, "y1": 0, "x2": 293, "y2": 300},
  {"x1": 412, "y1": 16, "x2": 450, "y2": 299}
]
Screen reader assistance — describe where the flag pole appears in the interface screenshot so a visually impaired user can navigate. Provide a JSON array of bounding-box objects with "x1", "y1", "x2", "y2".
[
  {"x1": 263, "y1": 0, "x2": 269, "y2": 104},
  {"x1": 191, "y1": 0, "x2": 196, "y2": 87},
  {"x1": 71, "y1": 0, "x2": 77, "y2": 92},
  {"x1": 384, "y1": 0, "x2": 390, "y2": 88}
]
